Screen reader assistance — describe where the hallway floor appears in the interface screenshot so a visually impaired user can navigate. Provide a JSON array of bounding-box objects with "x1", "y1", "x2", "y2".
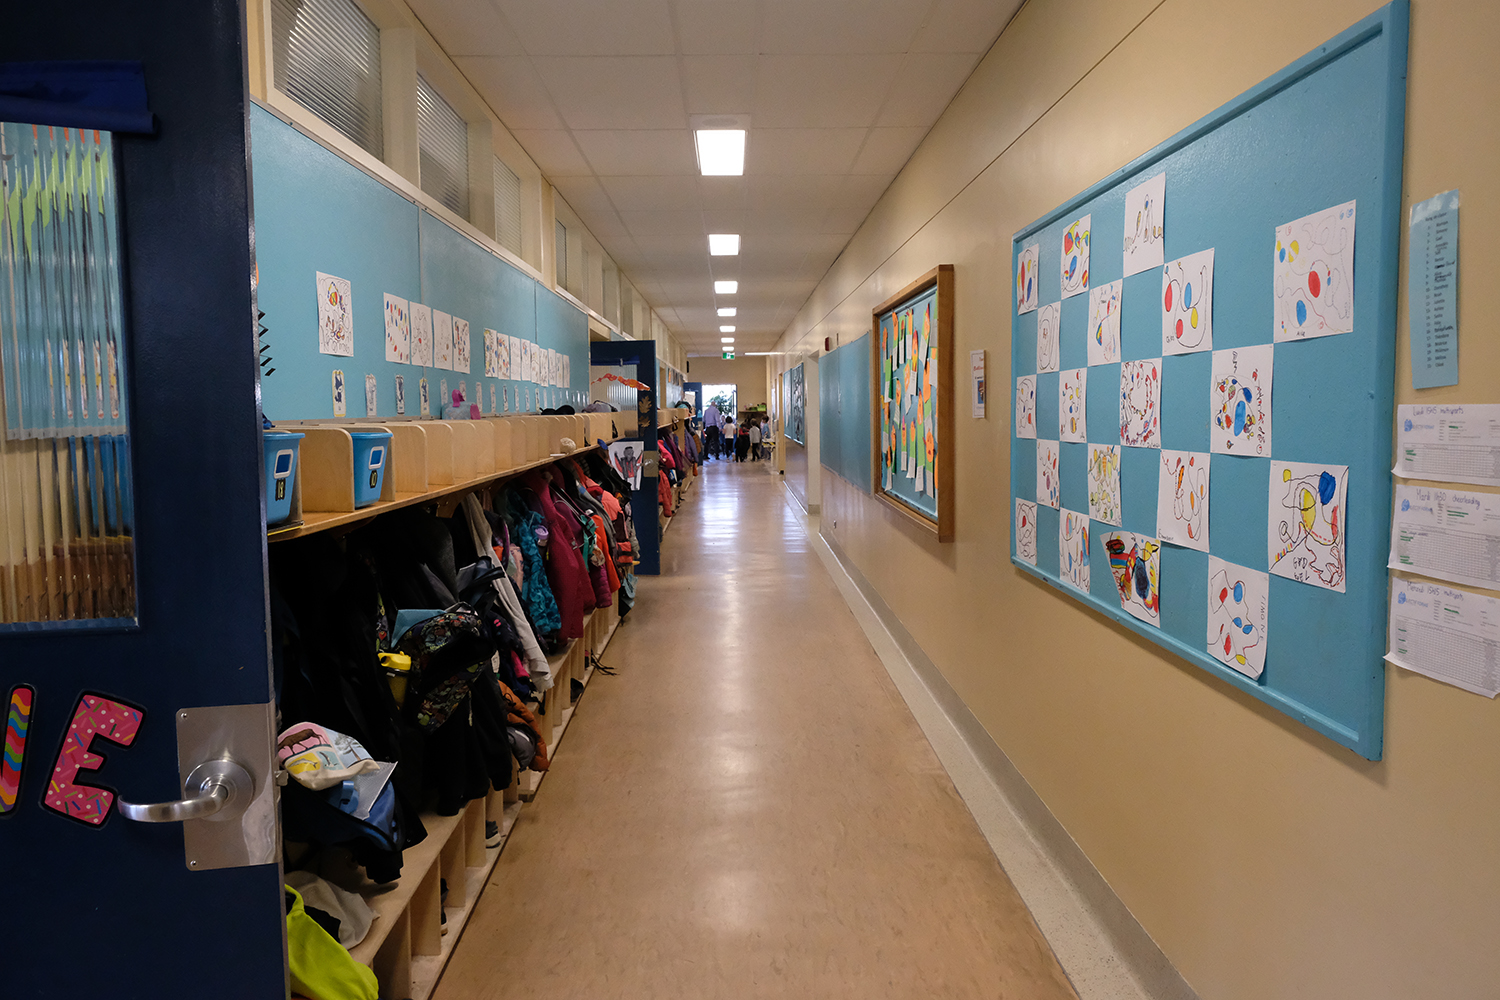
[{"x1": 434, "y1": 459, "x2": 1078, "y2": 999}]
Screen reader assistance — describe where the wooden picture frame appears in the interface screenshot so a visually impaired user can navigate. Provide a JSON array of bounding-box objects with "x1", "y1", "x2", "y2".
[{"x1": 870, "y1": 264, "x2": 954, "y2": 542}]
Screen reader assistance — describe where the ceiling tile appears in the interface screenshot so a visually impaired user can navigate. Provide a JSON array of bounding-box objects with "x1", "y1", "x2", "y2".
[
  {"x1": 409, "y1": 0, "x2": 523, "y2": 55},
  {"x1": 875, "y1": 53, "x2": 981, "y2": 127},
  {"x1": 832, "y1": 173, "x2": 895, "y2": 207},
  {"x1": 511, "y1": 129, "x2": 593, "y2": 175},
  {"x1": 551, "y1": 175, "x2": 616, "y2": 214},
  {"x1": 910, "y1": 0, "x2": 1024, "y2": 53},
  {"x1": 532, "y1": 57, "x2": 686, "y2": 129},
  {"x1": 493, "y1": 0, "x2": 676, "y2": 55},
  {"x1": 747, "y1": 175, "x2": 843, "y2": 213},
  {"x1": 697, "y1": 179, "x2": 749, "y2": 213},
  {"x1": 746, "y1": 128, "x2": 865, "y2": 175},
  {"x1": 455, "y1": 56, "x2": 562, "y2": 130},
  {"x1": 573, "y1": 130, "x2": 697, "y2": 175},
  {"x1": 699, "y1": 208, "x2": 750, "y2": 232},
  {"x1": 675, "y1": 0, "x2": 763, "y2": 54},
  {"x1": 680, "y1": 55, "x2": 757, "y2": 115},
  {"x1": 601, "y1": 175, "x2": 704, "y2": 212},
  {"x1": 821, "y1": 203, "x2": 872, "y2": 233},
  {"x1": 620, "y1": 210, "x2": 709, "y2": 236},
  {"x1": 753, "y1": 55, "x2": 893, "y2": 128},
  {"x1": 851, "y1": 126, "x2": 928, "y2": 174},
  {"x1": 758, "y1": 0, "x2": 931, "y2": 54}
]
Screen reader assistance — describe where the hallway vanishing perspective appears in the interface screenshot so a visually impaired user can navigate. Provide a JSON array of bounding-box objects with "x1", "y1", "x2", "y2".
[{"x1": 435, "y1": 461, "x2": 1078, "y2": 999}]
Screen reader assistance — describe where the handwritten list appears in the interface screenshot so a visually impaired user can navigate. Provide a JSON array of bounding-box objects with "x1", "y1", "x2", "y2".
[{"x1": 1408, "y1": 189, "x2": 1459, "y2": 389}]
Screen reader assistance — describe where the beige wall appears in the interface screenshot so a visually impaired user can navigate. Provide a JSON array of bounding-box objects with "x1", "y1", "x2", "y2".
[
  {"x1": 687, "y1": 356, "x2": 770, "y2": 412},
  {"x1": 776, "y1": 2, "x2": 1500, "y2": 997}
]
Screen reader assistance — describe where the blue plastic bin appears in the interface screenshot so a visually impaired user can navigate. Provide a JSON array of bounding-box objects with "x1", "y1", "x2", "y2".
[
  {"x1": 351, "y1": 431, "x2": 392, "y2": 508},
  {"x1": 263, "y1": 431, "x2": 304, "y2": 526}
]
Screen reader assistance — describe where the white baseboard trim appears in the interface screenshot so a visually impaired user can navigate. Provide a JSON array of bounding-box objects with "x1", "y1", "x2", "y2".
[{"x1": 788, "y1": 493, "x2": 1198, "y2": 1000}]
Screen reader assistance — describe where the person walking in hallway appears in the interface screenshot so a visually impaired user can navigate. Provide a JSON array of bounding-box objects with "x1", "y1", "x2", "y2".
[
  {"x1": 735, "y1": 419, "x2": 751, "y2": 462},
  {"x1": 748, "y1": 417, "x2": 762, "y2": 461},
  {"x1": 702, "y1": 399, "x2": 722, "y2": 460},
  {"x1": 722, "y1": 417, "x2": 736, "y2": 460}
]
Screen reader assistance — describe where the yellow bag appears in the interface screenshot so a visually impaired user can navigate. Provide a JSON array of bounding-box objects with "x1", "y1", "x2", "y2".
[{"x1": 285, "y1": 885, "x2": 378, "y2": 1000}]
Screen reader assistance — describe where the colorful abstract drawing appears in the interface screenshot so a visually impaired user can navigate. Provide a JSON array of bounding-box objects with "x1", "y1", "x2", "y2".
[
  {"x1": 1, "y1": 685, "x2": 34, "y2": 814},
  {"x1": 452, "y1": 317, "x2": 471, "y2": 374},
  {"x1": 411, "y1": 303, "x2": 433, "y2": 367},
  {"x1": 1275, "y1": 200, "x2": 1355, "y2": 342},
  {"x1": 1060, "y1": 368, "x2": 1087, "y2": 442},
  {"x1": 364, "y1": 373, "x2": 377, "y2": 417},
  {"x1": 1269, "y1": 461, "x2": 1348, "y2": 592},
  {"x1": 1088, "y1": 443, "x2": 1122, "y2": 525},
  {"x1": 1060, "y1": 508, "x2": 1091, "y2": 591},
  {"x1": 1037, "y1": 439, "x2": 1060, "y2": 508},
  {"x1": 317, "y1": 272, "x2": 354, "y2": 357},
  {"x1": 1157, "y1": 450, "x2": 1209, "y2": 551},
  {"x1": 1037, "y1": 301, "x2": 1061, "y2": 373},
  {"x1": 1123, "y1": 172, "x2": 1165, "y2": 276},
  {"x1": 1211, "y1": 345, "x2": 1272, "y2": 455},
  {"x1": 1060, "y1": 215, "x2": 1091, "y2": 299},
  {"x1": 1016, "y1": 243, "x2": 1039, "y2": 314},
  {"x1": 1087, "y1": 280, "x2": 1122, "y2": 366},
  {"x1": 434, "y1": 310, "x2": 454, "y2": 371},
  {"x1": 43, "y1": 694, "x2": 143, "y2": 826},
  {"x1": 1015, "y1": 375, "x2": 1037, "y2": 439},
  {"x1": 1208, "y1": 556, "x2": 1269, "y2": 678},
  {"x1": 1119, "y1": 358, "x2": 1161, "y2": 449},
  {"x1": 1103, "y1": 531, "x2": 1161, "y2": 626},
  {"x1": 1162, "y1": 248, "x2": 1214, "y2": 355},
  {"x1": 384, "y1": 293, "x2": 410, "y2": 364},
  {"x1": 1016, "y1": 499, "x2": 1038, "y2": 565}
]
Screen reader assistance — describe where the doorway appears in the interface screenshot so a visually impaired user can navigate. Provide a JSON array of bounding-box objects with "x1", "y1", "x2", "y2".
[{"x1": 703, "y1": 384, "x2": 736, "y2": 460}]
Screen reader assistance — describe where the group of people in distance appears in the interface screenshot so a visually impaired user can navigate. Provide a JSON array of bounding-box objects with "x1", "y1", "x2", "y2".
[{"x1": 701, "y1": 399, "x2": 767, "y2": 462}]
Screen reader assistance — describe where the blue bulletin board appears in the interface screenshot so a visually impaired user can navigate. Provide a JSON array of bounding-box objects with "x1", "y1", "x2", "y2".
[
  {"x1": 786, "y1": 363, "x2": 806, "y2": 444},
  {"x1": 1008, "y1": 3, "x2": 1408, "y2": 759}
]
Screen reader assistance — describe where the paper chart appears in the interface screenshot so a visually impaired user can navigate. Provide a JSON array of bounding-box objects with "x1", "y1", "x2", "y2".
[
  {"x1": 1387, "y1": 578, "x2": 1500, "y2": 698},
  {"x1": 1389, "y1": 485, "x2": 1500, "y2": 590}
]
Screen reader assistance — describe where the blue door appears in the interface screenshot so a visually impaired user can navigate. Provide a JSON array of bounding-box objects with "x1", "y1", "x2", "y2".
[{"x1": 0, "y1": 3, "x2": 288, "y2": 997}]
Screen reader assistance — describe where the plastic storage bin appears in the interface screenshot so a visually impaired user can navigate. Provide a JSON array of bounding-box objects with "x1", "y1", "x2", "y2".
[
  {"x1": 350, "y1": 431, "x2": 391, "y2": 508},
  {"x1": 263, "y1": 430, "x2": 304, "y2": 526}
]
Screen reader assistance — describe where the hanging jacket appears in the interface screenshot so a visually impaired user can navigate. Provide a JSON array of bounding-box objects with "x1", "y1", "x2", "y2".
[
  {"x1": 504, "y1": 493, "x2": 562, "y2": 638},
  {"x1": 462, "y1": 495, "x2": 552, "y2": 689},
  {"x1": 521, "y1": 470, "x2": 592, "y2": 639}
]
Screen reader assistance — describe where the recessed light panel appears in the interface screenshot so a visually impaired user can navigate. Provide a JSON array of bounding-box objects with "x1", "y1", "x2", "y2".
[
  {"x1": 720, "y1": 325, "x2": 736, "y2": 333},
  {"x1": 694, "y1": 130, "x2": 746, "y2": 176},
  {"x1": 721, "y1": 336, "x2": 735, "y2": 343},
  {"x1": 718, "y1": 307, "x2": 736, "y2": 317},
  {"x1": 708, "y1": 234, "x2": 740, "y2": 255},
  {"x1": 714, "y1": 281, "x2": 738, "y2": 294}
]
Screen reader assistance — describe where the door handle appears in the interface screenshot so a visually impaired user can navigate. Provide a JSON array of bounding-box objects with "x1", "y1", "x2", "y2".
[{"x1": 118, "y1": 759, "x2": 253, "y2": 824}]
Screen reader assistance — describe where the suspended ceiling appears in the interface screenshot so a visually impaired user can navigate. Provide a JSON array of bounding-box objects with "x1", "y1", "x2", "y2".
[{"x1": 406, "y1": 0, "x2": 1025, "y2": 354}]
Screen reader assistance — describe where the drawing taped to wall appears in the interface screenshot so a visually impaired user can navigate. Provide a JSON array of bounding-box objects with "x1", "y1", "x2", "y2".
[
  {"x1": 410, "y1": 303, "x2": 433, "y2": 367},
  {"x1": 1037, "y1": 439, "x2": 1060, "y2": 508},
  {"x1": 331, "y1": 369, "x2": 346, "y2": 417},
  {"x1": 434, "y1": 310, "x2": 454, "y2": 371},
  {"x1": 1162, "y1": 248, "x2": 1214, "y2": 355},
  {"x1": 1208, "y1": 556, "x2": 1269, "y2": 678},
  {"x1": 787, "y1": 363, "x2": 806, "y2": 444},
  {"x1": 384, "y1": 293, "x2": 410, "y2": 364},
  {"x1": 1016, "y1": 243, "x2": 1039, "y2": 314},
  {"x1": 1103, "y1": 531, "x2": 1161, "y2": 626},
  {"x1": 1015, "y1": 375, "x2": 1036, "y2": 439},
  {"x1": 1211, "y1": 345, "x2": 1272, "y2": 455},
  {"x1": 1087, "y1": 280, "x2": 1122, "y2": 366},
  {"x1": 1088, "y1": 443, "x2": 1122, "y2": 525},
  {"x1": 364, "y1": 373, "x2": 376, "y2": 416},
  {"x1": 316, "y1": 272, "x2": 353, "y2": 357},
  {"x1": 1060, "y1": 508, "x2": 1090, "y2": 591},
  {"x1": 1060, "y1": 367, "x2": 1087, "y2": 442},
  {"x1": 1119, "y1": 358, "x2": 1161, "y2": 449},
  {"x1": 1060, "y1": 215, "x2": 1090, "y2": 298},
  {"x1": 1275, "y1": 200, "x2": 1355, "y2": 341},
  {"x1": 1157, "y1": 450, "x2": 1209, "y2": 550},
  {"x1": 1036, "y1": 301, "x2": 1061, "y2": 373},
  {"x1": 452, "y1": 317, "x2": 471, "y2": 373},
  {"x1": 1016, "y1": 499, "x2": 1038, "y2": 565},
  {"x1": 1269, "y1": 460, "x2": 1348, "y2": 592},
  {"x1": 483, "y1": 329, "x2": 498, "y2": 377},
  {"x1": 1122, "y1": 172, "x2": 1165, "y2": 276}
]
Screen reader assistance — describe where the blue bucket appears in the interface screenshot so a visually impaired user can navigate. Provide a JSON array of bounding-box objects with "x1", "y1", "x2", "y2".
[
  {"x1": 351, "y1": 431, "x2": 392, "y2": 508},
  {"x1": 263, "y1": 431, "x2": 304, "y2": 526}
]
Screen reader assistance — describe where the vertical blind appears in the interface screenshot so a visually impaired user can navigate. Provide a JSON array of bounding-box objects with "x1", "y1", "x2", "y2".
[
  {"x1": 417, "y1": 76, "x2": 468, "y2": 220},
  {"x1": 493, "y1": 156, "x2": 522, "y2": 256},
  {"x1": 271, "y1": 0, "x2": 384, "y2": 161}
]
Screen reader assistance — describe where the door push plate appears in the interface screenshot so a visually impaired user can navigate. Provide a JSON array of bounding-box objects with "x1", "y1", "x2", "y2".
[{"x1": 176, "y1": 703, "x2": 278, "y2": 871}]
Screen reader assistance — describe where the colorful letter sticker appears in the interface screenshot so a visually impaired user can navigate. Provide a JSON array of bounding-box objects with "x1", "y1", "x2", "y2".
[
  {"x1": 44, "y1": 694, "x2": 143, "y2": 826},
  {"x1": 1, "y1": 685, "x2": 34, "y2": 814}
]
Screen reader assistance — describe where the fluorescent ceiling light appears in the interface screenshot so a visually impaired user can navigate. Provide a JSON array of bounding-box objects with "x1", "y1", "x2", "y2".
[
  {"x1": 721, "y1": 336, "x2": 735, "y2": 343},
  {"x1": 708, "y1": 234, "x2": 740, "y2": 255},
  {"x1": 695, "y1": 130, "x2": 746, "y2": 176},
  {"x1": 720, "y1": 326, "x2": 736, "y2": 333},
  {"x1": 714, "y1": 280, "x2": 738, "y2": 294},
  {"x1": 718, "y1": 307, "x2": 736, "y2": 317}
]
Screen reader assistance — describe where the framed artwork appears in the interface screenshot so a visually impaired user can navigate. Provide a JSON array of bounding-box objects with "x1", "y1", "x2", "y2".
[{"x1": 871, "y1": 264, "x2": 954, "y2": 541}]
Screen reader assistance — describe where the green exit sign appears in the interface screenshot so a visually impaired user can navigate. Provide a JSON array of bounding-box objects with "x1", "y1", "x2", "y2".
[{"x1": 722, "y1": 351, "x2": 735, "y2": 359}]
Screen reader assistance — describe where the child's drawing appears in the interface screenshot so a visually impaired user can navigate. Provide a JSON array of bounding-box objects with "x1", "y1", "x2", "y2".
[
  {"x1": 483, "y1": 329, "x2": 498, "y2": 378},
  {"x1": 1016, "y1": 499, "x2": 1038, "y2": 565},
  {"x1": 1060, "y1": 215, "x2": 1090, "y2": 299},
  {"x1": 1015, "y1": 375, "x2": 1037, "y2": 439},
  {"x1": 1123, "y1": 173, "x2": 1165, "y2": 276},
  {"x1": 364, "y1": 373, "x2": 377, "y2": 417},
  {"x1": 502, "y1": 335, "x2": 515, "y2": 379},
  {"x1": 395, "y1": 374, "x2": 406, "y2": 415},
  {"x1": 1103, "y1": 531, "x2": 1161, "y2": 626},
  {"x1": 1060, "y1": 508, "x2": 1090, "y2": 592},
  {"x1": 1208, "y1": 556, "x2": 1268, "y2": 678},
  {"x1": 1087, "y1": 279, "x2": 1122, "y2": 366},
  {"x1": 1088, "y1": 443, "x2": 1122, "y2": 526},
  {"x1": 1060, "y1": 367, "x2": 1087, "y2": 442},
  {"x1": 331, "y1": 369, "x2": 346, "y2": 417},
  {"x1": 1162, "y1": 248, "x2": 1214, "y2": 355},
  {"x1": 1275, "y1": 200, "x2": 1355, "y2": 342},
  {"x1": 1269, "y1": 461, "x2": 1347, "y2": 592},
  {"x1": 1037, "y1": 439, "x2": 1060, "y2": 508},
  {"x1": 411, "y1": 304, "x2": 433, "y2": 367},
  {"x1": 452, "y1": 317, "x2": 471, "y2": 374},
  {"x1": 1016, "y1": 243, "x2": 1039, "y2": 314},
  {"x1": 1037, "y1": 301, "x2": 1061, "y2": 374},
  {"x1": 317, "y1": 272, "x2": 353, "y2": 357},
  {"x1": 1119, "y1": 358, "x2": 1161, "y2": 449},
  {"x1": 434, "y1": 310, "x2": 454, "y2": 371},
  {"x1": 384, "y1": 293, "x2": 410, "y2": 364},
  {"x1": 1156, "y1": 450, "x2": 1209, "y2": 551},
  {"x1": 1211, "y1": 345, "x2": 1272, "y2": 455}
]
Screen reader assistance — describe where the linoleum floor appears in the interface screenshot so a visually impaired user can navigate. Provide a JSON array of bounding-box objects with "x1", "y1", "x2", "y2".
[{"x1": 434, "y1": 458, "x2": 1078, "y2": 1000}]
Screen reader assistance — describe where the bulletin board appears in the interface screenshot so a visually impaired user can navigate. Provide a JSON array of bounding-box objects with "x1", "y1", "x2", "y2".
[
  {"x1": 875, "y1": 266, "x2": 954, "y2": 541},
  {"x1": 1008, "y1": 2, "x2": 1407, "y2": 759},
  {"x1": 786, "y1": 363, "x2": 806, "y2": 444},
  {"x1": 819, "y1": 336, "x2": 873, "y2": 493}
]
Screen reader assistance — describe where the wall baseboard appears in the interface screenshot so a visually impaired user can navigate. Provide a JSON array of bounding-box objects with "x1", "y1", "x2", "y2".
[{"x1": 811, "y1": 519, "x2": 1198, "y2": 1000}]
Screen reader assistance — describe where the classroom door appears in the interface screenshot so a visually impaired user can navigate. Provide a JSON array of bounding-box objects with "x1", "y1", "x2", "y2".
[{"x1": 0, "y1": 3, "x2": 288, "y2": 997}]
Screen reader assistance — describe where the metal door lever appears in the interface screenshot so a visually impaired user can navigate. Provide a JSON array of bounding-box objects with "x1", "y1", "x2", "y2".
[{"x1": 118, "y1": 759, "x2": 253, "y2": 823}]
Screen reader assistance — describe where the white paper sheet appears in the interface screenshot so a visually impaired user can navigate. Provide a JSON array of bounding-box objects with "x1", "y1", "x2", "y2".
[
  {"x1": 1157, "y1": 450, "x2": 1209, "y2": 550},
  {"x1": 1122, "y1": 173, "x2": 1166, "y2": 276},
  {"x1": 1208, "y1": 556, "x2": 1268, "y2": 678},
  {"x1": 1060, "y1": 368, "x2": 1087, "y2": 442},
  {"x1": 1037, "y1": 439, "x2": 1060, "y2": 508},
  {"x1": 1060, "y1": 215, "x2": 1091, "y2": 299},
  {"x1": 384, "y1": 293, "x2": 410, "y2": 364},
  {"x1": 1015, "y1": 375, "x2": 1036, "y2": 439},
  {"x1": 1087, "y1": 280, "x2": 1122, "y2": 366},
  {"x1": 1389, "y1": 484, "x2": 1500, "y2": 589},
  {"x1": 1395, "y1": 403, "x2": 1500, "y2": 487},
  {"x1": 1016, "y1": 244, "x2": 1039, "y2": 314},
  {"x1": 1387, "y1": 578, "x2": 1500, "y2": 697},
  {"x1": 1102, "y1": 530, "x2": 1160, "y2": 626},
  {"x1": 1269, "y1": 460, "x2": 1348, "y2": 592},
  {"x1": 1119, "y1": 358, "x2": 1161, "y2": 449},
  {"x1": 1037, "y1": 301, "x2": 1061, "y2": 374},
  {"x1": 1275, "y1": 200, "x2": 1355, "y2": 342},
  {"x1": 1088, "y1": 444, "x2": 1121, "y2": 525},
  {"x1": 1060, "y1": 508, "x2": 1090, "y2": 591},
  {"x1": 410, "y1": 304, "x2": 433, "y2": 367},
  {"x1": 317, "y1": 272, "x2": 354, "y2": 357},
  {"x1": 434, "y1": 311, "x2": 454, "y2": 371},
  {"x1": 1211, "y1": 345, "x2": 1272, "y2": 456},
  {"x1": 1162, "y1": 248, "x2": 1214, "y2": 355},
  {"x1": 1015, "y1": 499, "x2": 1038, "y2": 565}
]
